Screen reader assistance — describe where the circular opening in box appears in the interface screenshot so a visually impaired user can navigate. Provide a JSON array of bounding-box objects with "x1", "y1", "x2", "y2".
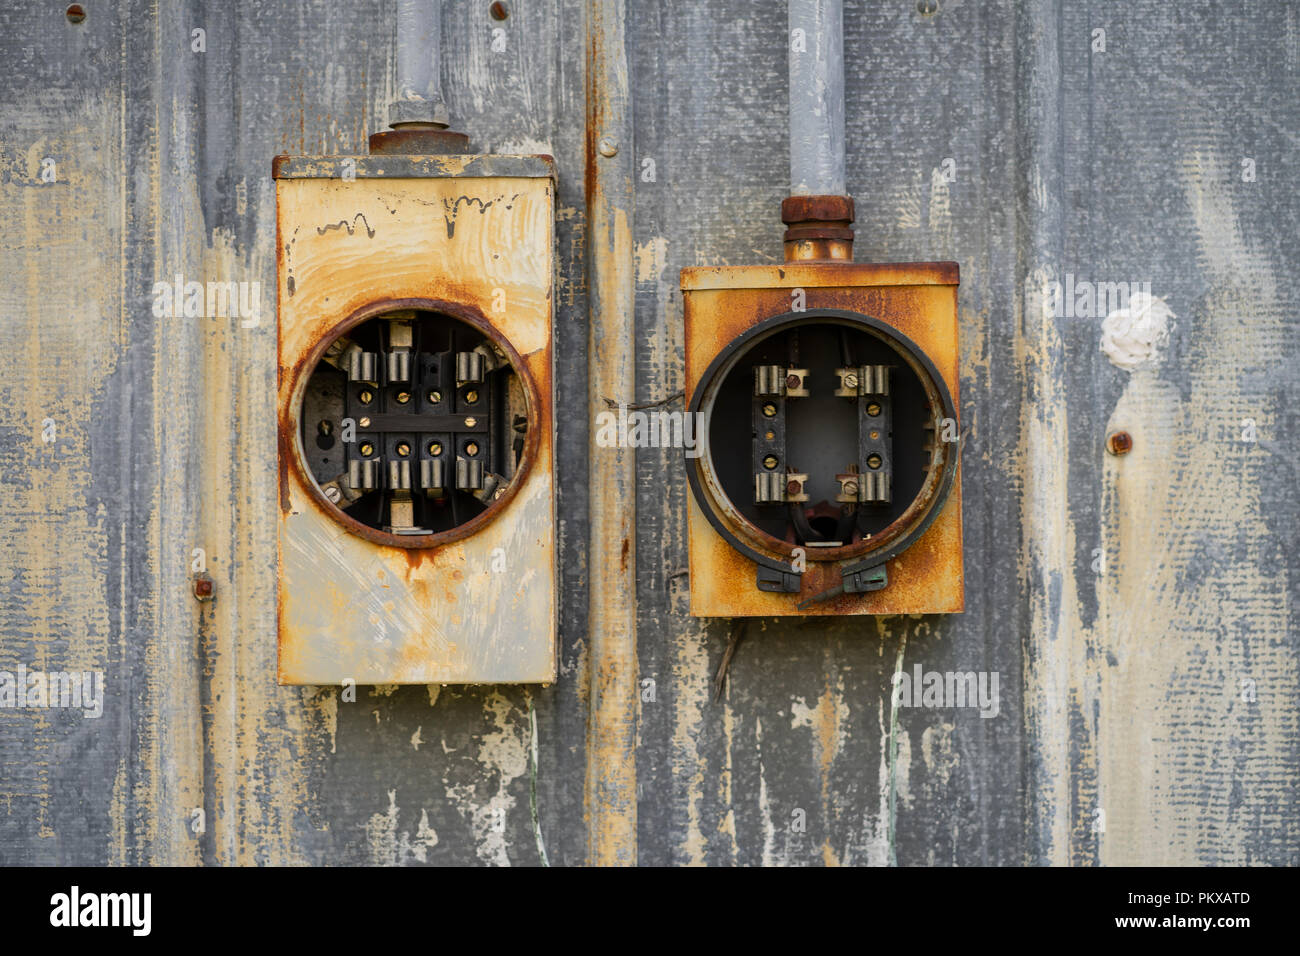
[
  {"x1": 292, "y1": 302, "x2": 537, "y2": 549},
  {"x1": 687, "y1": 309, "x2": 957, "y2": 568}
]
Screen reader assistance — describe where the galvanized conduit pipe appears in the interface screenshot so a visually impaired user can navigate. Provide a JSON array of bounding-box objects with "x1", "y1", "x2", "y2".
[
  {"x1": 788, "y1": 0, "x2": 846, "y2": 195},
  {"x1": 585, "y1": 0, "x2": 639, "y2": 865},
  {"x1": 785, "y1": 0, "x2": 854, "y2": 260},
  {"x1": 390, "y1": 0, "x2": 449, "y2": 127}
]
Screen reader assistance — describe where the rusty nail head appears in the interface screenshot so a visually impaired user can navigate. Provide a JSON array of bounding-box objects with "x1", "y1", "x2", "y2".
[
  {"x1": 598, "y1": 137, "x2": 619, "y2": 158},
  {"x1": 490, "y1": 1, "x2": 509, "y2": 20},
  {"x1": 786, "y1": 479, "x2": 801, "y2": 494},
  {"x1": 193, "y1": 577, "x2": 214, "y2": 600},
  {"x1": 785, "y1": 374, "x2": 800, "y2": 389},
  {"x1": 66, "y1": 5, "x2": 85, "y2": 23},
  {"x1": 1107, "y1": 431, "x2": 1133, "y2": 456}
]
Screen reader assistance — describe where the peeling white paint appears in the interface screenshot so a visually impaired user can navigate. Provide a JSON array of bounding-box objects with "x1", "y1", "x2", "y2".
[{"x1": 1100, "y1": 292, "x2": 1175, "y2": 370}]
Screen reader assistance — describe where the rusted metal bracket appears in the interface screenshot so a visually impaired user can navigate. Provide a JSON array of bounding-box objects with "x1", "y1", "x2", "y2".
[{"x1": 794, "y1": 560, "x2": 887, "y2": 608}]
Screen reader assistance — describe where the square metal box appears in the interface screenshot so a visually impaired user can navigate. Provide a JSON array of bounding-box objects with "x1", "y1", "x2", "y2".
[{"x1": 681, "y1": 261, "x2": 964, "y2": 617}]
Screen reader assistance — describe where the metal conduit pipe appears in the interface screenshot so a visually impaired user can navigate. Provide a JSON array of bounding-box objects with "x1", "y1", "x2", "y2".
[
  {"x1": 788, "y1": 0, "x2": 846, "y2": 195},
  {"x1": 392, "y1": 0, "x2": 448, "y2": 127},
  {"x1": 370, "y1": 0, "x2": 469, "y2": 153},
  {"x1": 784, "y1": 0, "x2": 854, "y2": 260}
]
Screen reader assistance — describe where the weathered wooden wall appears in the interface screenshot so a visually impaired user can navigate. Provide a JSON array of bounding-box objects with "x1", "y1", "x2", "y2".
[{"x1": 0, "y1": 0, "x2": 1295, "y2": 865}]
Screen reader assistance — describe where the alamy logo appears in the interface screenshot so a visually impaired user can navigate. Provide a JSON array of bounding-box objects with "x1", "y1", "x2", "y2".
[
  {"x1": 892, "y1": 666, "x2": 1000, "y2": 718},
  {"x1": 594, "y1": 403, "x2": 704, "y2": 458},
  {"x1": 50, "y1": 886, "x2": 150, "y2": 936},
  {"x1": 0, "y1": 666, "x2": 104, "y2": 718},
  {"x1": 1038, "y1": 273, "x2": 1151, "y2": 319},
  {"x1": 151, "y1": 275, "x2": 261, "y2": 327}
]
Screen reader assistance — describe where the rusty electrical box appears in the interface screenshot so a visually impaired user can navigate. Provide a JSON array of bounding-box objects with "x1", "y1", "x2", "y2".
[
  {"x1": 273, "y1": 154, "x2": 557, "y2": 684},
  {"x1": 681, "y1": 251, "x2": 963, "y2": 617}
]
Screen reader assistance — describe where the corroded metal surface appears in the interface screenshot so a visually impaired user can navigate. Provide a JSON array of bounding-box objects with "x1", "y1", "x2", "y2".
[
  {"x1": 0, "y1": 0, "x2": 1295, "y2": 867},
  {"x1": 680, "y1": 265, "x2": 964, "y2": 615},
  {"x1": 276, "y1": 169, "x2": 557, "y2": 685}
]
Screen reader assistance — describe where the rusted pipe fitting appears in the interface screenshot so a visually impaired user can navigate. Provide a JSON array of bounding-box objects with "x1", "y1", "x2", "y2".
[
  {"x1": 782, "y1": 195, "x2": 855, "y2": 261},
  {"x1": 368, "y1": 126, "x2": 471, "y2": 155}
]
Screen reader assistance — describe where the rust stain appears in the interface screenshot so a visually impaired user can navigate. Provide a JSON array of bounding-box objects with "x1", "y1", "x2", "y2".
[
  {"x1": 1106, "y1": 430, "x2": 1133, "y2": 456},
  {"x1": 583, "y1": 0, "x2": 639, "y2": 867}
]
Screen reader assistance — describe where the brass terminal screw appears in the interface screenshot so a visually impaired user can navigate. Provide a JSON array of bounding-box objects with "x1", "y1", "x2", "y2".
[
  {"x1": 358, "y1": 389, "x2": 373, "y2": 405},
  {"x1": 465, "y1": 389, "x2": 479, "y2": 404},
  {"x1": 842, "y1": 479, "x2": 859, "y2": 496},
  {"x1": 427, "y1": 389, "x2": 442, "y2": 404},
  {"x1": 786, "y1": 479, "x2": 802, "y2": 495},
  {"x1": 866, "y1": 402, "x2": 882, "y2": 417},
  {"x1": 866, "y1": 454, "x2": 883, "y2": 469},
  {"x1": 762, "y1": 455, "x2": 779, "y2": 470},
  {"x1": 359, "y1": 442, "x2": 374, "y2": 457},
  {"x1": 395, "y1": 442, "x2": 410, "y2": 457},
  {"x1": 466, "y1": 442, "x2": 480, "y2": 457},
  {"x1": 764, "y1": 430, "x2": 776, "y2": 441},
  {"x1": 395, "y1": 391, "x2": 411, "y2": 404},
  {"x1": 359, "y1": 417, "x2": 371, "y2": 428},
  {"x1": 464, "y1": 417, "x2": 477, "y2": 428},
  {"x1": 762, "y1": 403, "x2": 777, "y2": 418},
  {"x1": 843, "y1": 372, "x2": 859, "y2": 389},
  {"x1": 428, "y1": 441, "x2": 443, "y2": 456}
]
